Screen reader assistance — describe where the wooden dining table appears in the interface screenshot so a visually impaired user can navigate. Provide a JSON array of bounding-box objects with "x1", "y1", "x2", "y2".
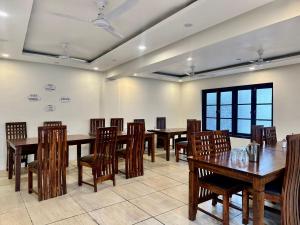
[
  {"x1": 7, "y1": 132, "x2": 155, "y2": 192},
  {"x1": 148, "y1": 128, "x2": 187, "y2": 161},
  {"x1": 188, "y1": 144, "x2": 286, "y2": 225}
]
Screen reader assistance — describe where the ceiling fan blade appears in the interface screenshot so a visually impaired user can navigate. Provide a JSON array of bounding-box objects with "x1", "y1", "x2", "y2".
[
  {"x1": 105, "y1": 0, "x2": 138, "y2": 20},
  {"x1": 102, "y1": 25, "x2": 124, "y2": 39},
  {"x1": 69, "y1": 57, "x2": 88, "y2": 63},
  {"x1": 185, "y1": 72, "x2": 191, "y2": 76},
  {"x1": 48, "y1": 12, "x2": 91, "y2": 23}
]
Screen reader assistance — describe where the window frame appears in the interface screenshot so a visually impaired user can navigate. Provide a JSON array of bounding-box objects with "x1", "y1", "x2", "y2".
[{"x1": 202, "y1": 83, "x2": 273, "y2": 138}]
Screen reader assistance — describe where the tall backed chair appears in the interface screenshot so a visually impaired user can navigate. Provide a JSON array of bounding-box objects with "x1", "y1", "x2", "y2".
[
  {"x1": 90, "y1": 118, "x2": 105, "y2": 135},
  {"x1": 134, "y1": 119, "x2": 145, "y2": 124},
  {"x1": 175, "y1": 120, "x2": 201, "y2": 162},
  {"x1": 264, "y1": 126, "x2": 277, "y2": 146},
  {"x1": 251, "y1": 125, "x2": 264, "y2": 147},
  {"x1": 190, "y1": 131, "x2": 246, "y2": 225},
  {"x1": 243, "y1": 134, "x2": 300, "y2": 225},
  {"x1": 6, "y1": 122, "x2": 34, "y2": 171},
  {"x1": 110, "y1": 118, "x2": 124, "y2": 132},
  {"x1": 43, "y1": 121, "x2": 63, "y2": 126},
  {"x1": 116, "y1": 122, "x2": 145, "y2": 178},
  {"x1": 156, "y1": 117, "x2": 166, "y2": 148},
  {"x1": 78, "y1": 127, "x2": 117, "y2": 192},
  {"x1": 28, "y1": 126, "x2": 67, "y2": 201}
]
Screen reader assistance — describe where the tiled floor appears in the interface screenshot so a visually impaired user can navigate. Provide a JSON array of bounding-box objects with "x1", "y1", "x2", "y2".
[{"x1": 0, "y1": 149, "x2": 280, "y2": 225}]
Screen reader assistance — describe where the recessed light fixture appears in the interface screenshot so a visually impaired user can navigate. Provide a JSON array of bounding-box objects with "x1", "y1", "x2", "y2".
[
  {"x1": 187, "y1": 57, "x2": 193, "y2": 61},
  {"x1": 1, "y1": 53, "x2": 9, "y2": 58},
  {"x1": 93, "y1": 67, "x2": 99, "y2": 71},
  {"x1": 133, "y1": 73, "x2": 137, "y2": 76},
  {"x1": 0, "y1": 10, "x2": 8, "y2": 18},
  {"x1": 178, "y1": 79, "x2": 183, "y2": 82},
  {"x1": 249, "y1": 66, "x2": 256, "y2": 71},
  {"x1": 138, "y1": 45, "x2": 146, "y2": 51},
  {"x1": 184, "y1": 23, "x2": 193, "y2": 28}
]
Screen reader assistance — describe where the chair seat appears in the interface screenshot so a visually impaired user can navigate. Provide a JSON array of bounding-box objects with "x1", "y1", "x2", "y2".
[
  {"x1": 80, "y1": 154, "x2": 95, "y2": 164},
  {"x1": 265, "y1": 177, "x2": 283, "y2": 196}
]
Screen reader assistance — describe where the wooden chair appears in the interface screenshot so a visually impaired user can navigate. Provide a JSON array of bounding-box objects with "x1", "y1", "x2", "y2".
[
  {"x1": 175, "y1": 120, "x2": 201, "y2": 162},
  {"x1": 6, "y1": 122, "x2": 34, "y2": 171},
  {"x1": 110, "y1": 118, "x2": 124, "y2": 132},
  {"x1": 251, "y1": 125, "x2": 264, "y2": 147},
  {"x1": 90, "y1": 118, "x2": 105, "y2": 135},
  {"x1": 116, "y1": 122, "x2": 145, "y2": 178},
  {"x1": 264, "y1": 126, "x2": 277, "y2": 146},
  {"x1": 190, "y1": 131, "x2": 247, "y2": 225},
  {"x1": 212, "y1": 130, "x2": 231, "y2": 153},
  {"x1": 28, "y1": 126, "x2": 67, "y2": 201},
  {"x1": 134, "y1": 119, "x2": 150, "y2": 156},
  {"x1": 156, "y1": 117, "x2": 166, "y2": 148},
  {"x1": 43, "y1": 121, "x2": 63, "y2": 126},
  {"x1": 78, "y1": 127, "x2": 117, "y2": 192},
  {"x1": 243, "y1": 134, "x2": 300, "y2": 225}
]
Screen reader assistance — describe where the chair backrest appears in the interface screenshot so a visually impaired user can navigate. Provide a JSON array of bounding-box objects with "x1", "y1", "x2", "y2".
[
  {"x1": 93, "y1": 127, "x2": 117, "y2": 179},
  {"x1": 43, "y1": 121, "x2": 63, "y2": 127},
  {"x1": 156, "y1": 117, "x2": 166, "y2": 129},
  {"x1": 282, "y1": 134, "x2": 300, "y2": 225},
  {"x1": 90, "y1": 118, "x2": 105, "y2": 135},
  {"x1": 212, "y1": 130, "x2": 231, "y2": 153},
  {"x1": 37, "y1": 125, "x2": 67, "y2": 201},
  {"x1": 5, "y1": 122, "x2": 27, "y2": 140},
  {"x1": 251, "y1": 125, "x2": 264, "y2": 147},
  {"x1": 187, "y1": 120, "x2": 202, "y2": 156},
  {"x1": 133, "y1": 119, "x2": 145, "y2": 124},
  {"x1": 264, "y1": 126, "x2": 277, "y2": 146},
  {"x1": 110, "y1": 118, "x2": 124, "y2": 132},
  {"x1": 127, "y1": 122, "x2": 145, "y2": 178}
]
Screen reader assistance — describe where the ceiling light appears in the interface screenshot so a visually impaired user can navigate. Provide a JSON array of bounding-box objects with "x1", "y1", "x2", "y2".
[
  {"x1": 133, "y1": 73, "x2": 137, "y2": 76},
  {"x1": 178, "y1": 79, "x2": 183, "y2": 82},
  {"x1": 0, "y1": 10, "x2": 8, "y2": 18},
  {"x1": 138, "y1": 45, "x2": 146, "y2": 51},
  {"x1": 93, "y1": 67, "x2": 99, "y2": 71},
  {"x1": 249, "y1": 66, "x2": 256, "y2": 71},
  {"x1": 1, "y1": 53, "x2": 9, "y2": 58},
  {"x1": 187, "y1": 57, "x2": 193, "y2": 61}
]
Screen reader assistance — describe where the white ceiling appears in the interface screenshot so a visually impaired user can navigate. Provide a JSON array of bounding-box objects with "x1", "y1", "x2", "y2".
[
  {"x1": 0, "y1": 0, "x2": 274, "y2": 73},
  {"x1": 157, "y1": 16, "x2": 300, "y2": 76}
]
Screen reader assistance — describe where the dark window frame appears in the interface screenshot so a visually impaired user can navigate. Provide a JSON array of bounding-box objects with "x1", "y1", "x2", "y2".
[{"x1": 202, "y1": 83, "x2": 273, "y2": 138}]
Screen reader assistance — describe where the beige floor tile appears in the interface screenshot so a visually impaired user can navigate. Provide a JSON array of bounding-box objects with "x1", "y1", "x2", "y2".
[
  {"x1": 139, "y1": 175, "x2": 181, "y2": 191},
  {"x1": 51, "y1": 214, "x2": 98, "y2": 225},
  {"x1": 135, "y1": 218, "x2": 163, "y2": 225},
  {"x1": 161, "y1": 184, "x2": 188, "y2": 204},
  {"x1": 156, "y1": 205, "x2": 219, "y2": 225},
  {"x1": 25, "y1": 196, "x2": 84, "y2": 225},
  {"x1": 71, "y1": 188, "x2": 125, "y2": 212},
  {"x1": 89, "y1": 201, "x2": 150, "y2": 225},
  {"x1": 0, "y1": 192, "x2": 24, "y2": 215},
  {"x1": 111, "y1": 181, "x2": 156, "y2": 200},
  {"x1": 130, "y1": 192, "x2": 184, "y2": 216},
  {"x1": 0, "y1": 207, "x2": 32, "y2": 225}
]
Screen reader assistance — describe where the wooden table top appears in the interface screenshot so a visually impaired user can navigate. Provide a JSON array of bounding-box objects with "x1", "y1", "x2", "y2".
[
  {"x1": 148, "y1": 128, "x2": 187, "y2": 134},
  {"x1": 188, "y1": 144, "x2": 286, "y2": 178}
]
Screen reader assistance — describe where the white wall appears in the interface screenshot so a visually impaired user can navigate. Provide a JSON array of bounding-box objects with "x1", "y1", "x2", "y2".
[{"x1": 180, "y1": 63, "x2": 300, "y2": 147}]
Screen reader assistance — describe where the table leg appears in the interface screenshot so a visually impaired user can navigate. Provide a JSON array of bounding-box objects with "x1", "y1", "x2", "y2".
[
  {"x1": 165, "y1": 134, "x2": 170, "y2": 161},
  {"x1": 8, "y1": 147, "x2": 14, "y2": 179},
  {"x1": 150, "y1": 134, "x2": 155, "y2": 162},
  {"x1": 189, "y1": 161, "x2": 198, "y2": 220},
  {"x1": 77, "y1": 144, "x2": 81, "y2": 168},
  {"x1": 252, "y1": 179, "x2": 265, "y2": 225},
  {"x1": 15, "y1": 146, "x2": 22, "y2": 192}
]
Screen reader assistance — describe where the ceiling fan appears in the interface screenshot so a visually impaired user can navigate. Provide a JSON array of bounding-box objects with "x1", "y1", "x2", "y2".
[
  {"x1": 249, "y1": 48, "x2": 271, "y2": 66},
  {"x1": 56, "y1": 43, "x2": 87, "y2": 63},
  {"x1": 185, "y1": 65, "x2": 196, "y2": 76},
  {"x1": 47, "y1": 0, "x2": 138, "y2": 39}
]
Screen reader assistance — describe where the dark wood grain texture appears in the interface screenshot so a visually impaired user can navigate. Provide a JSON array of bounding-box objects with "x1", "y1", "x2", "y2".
[
  {"x1": 89, "y1": 118, "x2": 105, "y2": 135},
  {"x1": 264, "y1": 127, "x2": 277, "y2": 146},
  {"x1": 110, "y1": 118, "x2": 124, "y2": 132},
  {"x1": 43, "y1": 121, "x2": 63, "y2": 126}
]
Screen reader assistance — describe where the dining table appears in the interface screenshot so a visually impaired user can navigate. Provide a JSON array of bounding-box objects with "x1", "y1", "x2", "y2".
[
  {"x1": 148, "y1": 128, "x2": 187, "y2": 161},
  {"x1": 188, "y1": 143, "x2": 286, "y2": 225},
  {"x1": 7, "y1": 131, "x2": 155, "y2": 192}
]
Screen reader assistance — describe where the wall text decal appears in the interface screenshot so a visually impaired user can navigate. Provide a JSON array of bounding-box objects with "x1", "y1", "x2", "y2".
[
  {"x1": 45, "y1": 84, "x2": 56, "y2": 92},
  {"x1": 27, "y1": 94, "x2": 41, "y2": 102},
  {"x1": 44, "y1": 105, "x2": 56, "y2": 112},
  {"x1": 60, "y1": 96, "x2": 71, "y2": 103}
]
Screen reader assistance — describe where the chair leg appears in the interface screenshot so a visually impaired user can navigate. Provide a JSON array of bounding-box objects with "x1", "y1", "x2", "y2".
[
  {"x1": 175, "y1": 145, "x2": 179, "y2": 162},
  {"x1": 242, "y1": 190, "x2": 249, "y2": 224},
  {"x1": 6, "y1": 147, "x2": 9, "y2": 171},
  {"x1": 28, "y1": 169, "x2": 33, "y2": 194},
  {"x1": 222, "y1": 194, "x2": 230, "y2": 225},
  {"x1": 115, "y1": 155, "x2": 119, "y2": 174},
  {"x1": 25, "y1": 155, "x2": 28, "y2": 167},
  {"x1": 212, "y1": 194, "x2": 218, "y2": 206},
  {"x1": 8, "y1": 149, "x2": 14, "y2": 179},
  {"x1": 113, "y1": 174, "x2": 116, "y2": 186},
  {"x1": 92, "y1": 169, "x2": 97, "y2": 192},
  {"x1": 78, "y1": 164, "x2": 82, "y2": 186}
]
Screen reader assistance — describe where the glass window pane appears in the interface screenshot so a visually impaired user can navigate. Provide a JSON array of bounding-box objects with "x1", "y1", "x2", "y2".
[
  {"x1": 220, "y1": 105, "x2": 232, "y2": 118},
  {"x1": 256, "y1": 105, "x2": 272, "y2": 120},
  {"x1": 220, "y1": 119, "x2": 232, "y2": 132},
  {"x1": 238, "y1": 119, "x2": 251, "y2": 134},
  {"x1": 206, "y1": 118, "x2": 216, "y2": 130},
  {"x1": 207, "y1": 92, "x2": 217, "y2": 105},
  {"x1": 238, "y1": 105, "x2": 251, "y2": 119},
  {"x1": 238, "y1": 90, "x2": 251, "y2": 104},
  {"x1": 256, "y1": 120, "x2": 272, "y2": 127},
  {"x1": 257, "y1": 88, "x2": 272, "y2": 104},
  {"x1": 206, "y1": 106, "x2": 216, "y2": 117},
  {"x1": 221, "y1": 91, "x2": 232, "y2": 104}
]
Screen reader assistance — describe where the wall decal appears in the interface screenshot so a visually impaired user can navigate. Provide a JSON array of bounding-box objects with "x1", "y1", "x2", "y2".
[
  {"x1": 45, "y1": 105, "x2": 56, "y2": 112},
  {"x1": 45, "y1": 84, "x2": 56, "y2": 92},
  {"x1": 60, "y1": 96, "x2": 71, "y2": 103},
  {"x1": 27, "y1": 94, "x2": 41, "y2": 102}
]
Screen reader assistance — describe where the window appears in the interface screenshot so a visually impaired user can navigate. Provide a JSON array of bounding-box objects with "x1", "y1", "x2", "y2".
[{"x1": 202, "y1": 83, "x2": 273, "y2": 138}]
